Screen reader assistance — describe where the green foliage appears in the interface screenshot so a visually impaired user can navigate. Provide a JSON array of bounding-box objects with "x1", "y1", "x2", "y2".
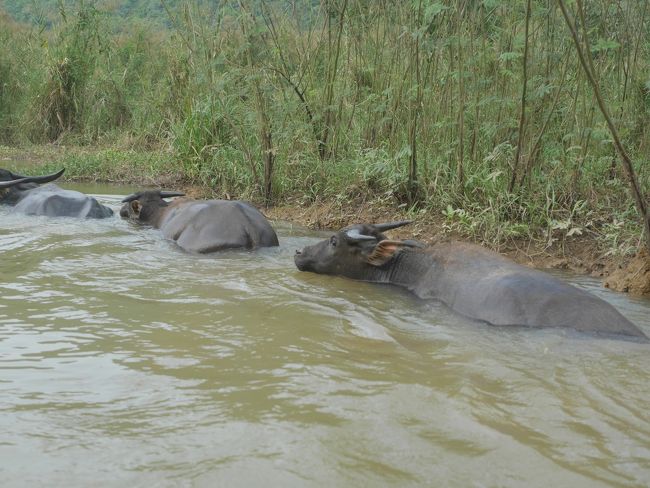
[
  {"x1": 37, "y1": 147, "x2": 179, "y2": 182},
  {"x1": 31, "y1": 2, "x2": 107, "y2": 141},
  {"x1": 0, "y1": 0, "x2": 648, "y2": 250}
]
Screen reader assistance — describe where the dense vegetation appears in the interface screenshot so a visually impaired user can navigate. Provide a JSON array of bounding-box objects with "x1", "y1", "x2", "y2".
[{"x1": 1, "y1": 0, "x2": 649, "y2": 252}]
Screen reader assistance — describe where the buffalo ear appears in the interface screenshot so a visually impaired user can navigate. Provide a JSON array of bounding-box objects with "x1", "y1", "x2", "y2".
[
  {"x1": 365, "y1": 239, "x2": 423, "y2": 266},
  {"x1": 130, "y1": 200, "x2": 142, "y2": 217},
  {"x1": 366, "y1": 240, "x2": 402, "y2": 266}
]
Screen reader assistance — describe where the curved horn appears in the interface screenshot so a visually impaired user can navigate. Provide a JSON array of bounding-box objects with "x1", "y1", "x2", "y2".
[
  {"x1": 159, "y1": 191, "x2": 185, "y2": 199},
  {"x1": 372, "y1": 220, "x2": 412, "y2": 232},
  {"x1": 345, "y1": 229, "x2": 377, "y2": 241},
  {"x1": 121, "y1": 190, "x2": 185, "y2": 203},
  {"x1": 121, "y1": 192, "x2": 143, "y2": 203},
  {"x1": 0, "y1": 168, "x2": 65, "y2": 188},
  {"x1": 0, "y1": 177, "x2": 31, "y2": 189}
]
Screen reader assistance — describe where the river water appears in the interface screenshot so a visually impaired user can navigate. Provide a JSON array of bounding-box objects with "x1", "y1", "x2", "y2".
[{"x1": 1, "y1": 185, "x2": 649, "y2": 487}]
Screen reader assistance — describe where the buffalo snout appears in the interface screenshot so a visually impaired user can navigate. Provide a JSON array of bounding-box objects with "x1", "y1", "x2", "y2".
[{"x1": 294, "y1": 249, "x2": 312, "y2": 271}]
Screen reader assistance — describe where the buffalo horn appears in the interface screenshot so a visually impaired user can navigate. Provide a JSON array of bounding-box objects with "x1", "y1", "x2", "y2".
[
  {"x1": 0, "y1": 177, "x2": 30, "y2": 189},
  {"x1": 159, "y1": 191, "x2": 185, "y2": 199},
  {"x1": 345, "y1": 229, "x2": 377, "y2": 241},
  {"x1": 0, "y1": 168, "x2": 65, "y2": 188},
  {"x1": 121, "y1": 192, "x2": 143, "y2": 203},
  {"x1": 121, "y1": 190, "x2": 185, "y2": 203},
  {"x1": 372, "y1": 220, "x2": 412, "y2": 232}
]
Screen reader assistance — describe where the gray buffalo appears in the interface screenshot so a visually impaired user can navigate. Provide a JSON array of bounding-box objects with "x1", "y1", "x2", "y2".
[
  {"x1": 120, "y1": 190, "x2": 279, "y2": 253},
  {"x1": 0, "y1": 168, "x2": 113, "y2": 218},
  {"x1": 294, "y1": 221, "x2": 647, "y2": 340}
]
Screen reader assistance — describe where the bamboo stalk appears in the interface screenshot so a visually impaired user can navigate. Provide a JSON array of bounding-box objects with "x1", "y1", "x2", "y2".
[
  {"x1": 558, "y1": 0, "x2": 650, "y2": 251},
  {"x1": 509, "y1": 0, "x2": 532, "y2": 192}
]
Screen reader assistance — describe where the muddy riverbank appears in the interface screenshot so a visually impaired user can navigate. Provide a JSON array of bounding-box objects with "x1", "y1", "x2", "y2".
[{"x1": 3, "y1": 144, "x2": 649, "y2": 297}]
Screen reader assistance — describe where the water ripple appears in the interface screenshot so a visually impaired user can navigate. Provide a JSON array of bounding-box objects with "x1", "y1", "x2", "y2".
[{"x1": 1, "y1": 192, "x2": 649, "y2": 487}]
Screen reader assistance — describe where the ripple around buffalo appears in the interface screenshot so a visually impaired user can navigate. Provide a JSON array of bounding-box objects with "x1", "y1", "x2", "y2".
[
  {"x1": 120, "y1": 189, "x2": 279, "y2": 253},
  {"x1": 0, "y1": 168, "x2": 113, "y2": 218},
  {"x1": 294, "y1": 220, "x2": 648, "y2": 341},
  {"x1": 2, "y1": 167, "x2": 645, "y2": 341}
]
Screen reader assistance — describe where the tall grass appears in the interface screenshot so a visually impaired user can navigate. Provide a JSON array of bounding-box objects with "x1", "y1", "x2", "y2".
[{"x1": 0, "y1": 0, "x2": 649, "y2": 250}]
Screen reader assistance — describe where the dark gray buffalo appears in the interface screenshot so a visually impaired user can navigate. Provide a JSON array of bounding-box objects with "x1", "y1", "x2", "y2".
[
  {"x1": 0, "y1": 168, "x2": 113, "y2": 218},
  {"x1": 294, "y1": 221, "x2": 647, "y2": 340},
  {"x1": 120, "y1": 190, "x2": 279, "y2": 253}
]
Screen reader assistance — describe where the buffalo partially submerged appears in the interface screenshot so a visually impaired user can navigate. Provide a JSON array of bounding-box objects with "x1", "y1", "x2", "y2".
[
  {"x1": 120, "y1": 190, "x2": 279, "y2": 253},
  {"x1": 294, "y1": 221, "x2": 647, "y2": 340},
  {"x1": 0, "y1": 168, "x2": 113, "y2": 218}
]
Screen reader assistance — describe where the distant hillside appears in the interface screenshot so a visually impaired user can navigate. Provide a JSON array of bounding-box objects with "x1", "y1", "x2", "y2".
[
  {"x1": 1, "y1": 1, "x2": 319, "y2": 30},
  {"x1": 0, "y1": 0, "x2": 199, "y2": 28}
]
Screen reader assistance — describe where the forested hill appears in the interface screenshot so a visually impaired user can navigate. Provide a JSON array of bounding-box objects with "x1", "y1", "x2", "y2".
[
  {"x1": 1, "y1": 1, "x2": 316, "y2": 28},
  {"x1": 1, "y1": 0, "x2": 202, "y2": 28}
]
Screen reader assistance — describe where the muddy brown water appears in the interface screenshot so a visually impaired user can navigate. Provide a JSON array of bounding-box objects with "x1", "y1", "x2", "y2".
[{"x1": 1, "y1": 184, "x2": 649, "y2": 487}]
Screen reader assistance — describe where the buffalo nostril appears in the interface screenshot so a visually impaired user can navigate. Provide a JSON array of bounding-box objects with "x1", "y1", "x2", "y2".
[{"x1": 295, "y1": 249, "x2": 302, "y2": 255}]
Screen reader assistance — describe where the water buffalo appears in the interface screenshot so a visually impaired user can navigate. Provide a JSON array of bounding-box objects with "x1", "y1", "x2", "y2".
[
  {"x1": 294, "y1": 221, "x2": 647, "y2": 340},
  {"x1": 120, "y1": 190, "x2": 279, "y2": 253},
  {"x1": 0, "y1": 168, "x2": 113, "y2": 218}
]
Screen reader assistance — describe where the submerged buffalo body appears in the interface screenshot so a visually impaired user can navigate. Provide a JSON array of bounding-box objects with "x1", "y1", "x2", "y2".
[
  {"x1": 120, "y1": 190, "x2": 279, "y2": 253},
  {"x1": 0, "y1": 168, "x2": 113, "y2": 218},
  {"x1": 294, "y1": 221, "x2": 647, "y2": 340}
]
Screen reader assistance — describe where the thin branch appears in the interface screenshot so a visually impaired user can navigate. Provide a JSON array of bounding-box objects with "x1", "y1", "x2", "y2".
[{"x1": 558, "y1": 0, "x2": 650, "y2": 251}]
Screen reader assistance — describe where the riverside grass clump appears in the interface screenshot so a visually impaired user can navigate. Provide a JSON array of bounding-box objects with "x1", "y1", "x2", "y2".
[{"x1": 0, "y1": 0, "x2": 649, "y2": 253}]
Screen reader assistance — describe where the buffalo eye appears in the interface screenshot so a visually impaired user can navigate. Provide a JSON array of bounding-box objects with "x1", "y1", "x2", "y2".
[{"x1": 329, "y1": 235, "x2": 338, "y2": 247}]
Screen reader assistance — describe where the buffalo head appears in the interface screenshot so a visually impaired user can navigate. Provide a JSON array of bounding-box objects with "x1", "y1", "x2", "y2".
[
  {"x1": 120, "y1": 190, "x2": 186, "y2": 226},
  {"x1": 294, "y1": 221, "x2": 423, "y2": 279},
  {"x1": 0, "y1": 168, "x2": 65, "y2": 204}
]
